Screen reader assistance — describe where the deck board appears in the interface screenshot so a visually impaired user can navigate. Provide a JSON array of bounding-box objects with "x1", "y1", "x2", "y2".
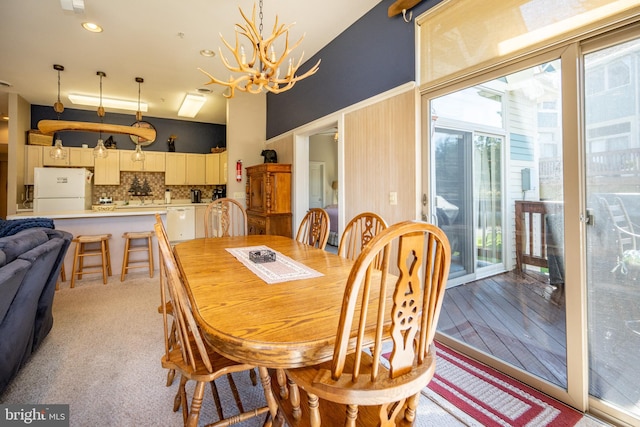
[{"x1": 438, "y1": 269, "x2": 640, "y2": 411}]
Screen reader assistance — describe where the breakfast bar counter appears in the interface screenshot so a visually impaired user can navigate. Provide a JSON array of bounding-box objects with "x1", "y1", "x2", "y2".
[{"x1": 7, "y1": 206, "x2": 175, "y2": 283}]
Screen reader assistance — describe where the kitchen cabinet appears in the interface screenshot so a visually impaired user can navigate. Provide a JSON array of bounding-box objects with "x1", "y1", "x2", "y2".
[
  {"x1": 165, "y1": 153, "x2": 186, "y2": 185},
  {"x1": 42, "y1": 147, "x2": 94, "y2": 167},
  {"x1": 24, "y1": 146, "x2": 43, "y2": 185},
  {"x1": 205, "y1": 153, "x2": 221, "y2": 185},
  {"x1": 94, "y1": 153, "x2": 120, "y2": 185},
  {"x1": 69, "y1": 148, "x2": 95, "y2": 167},
  {"x1": 246, "y1": 163, "x2": 292, "y2": 237},
  {"x1": 186, "y1": 154, "x2": 206, "y2": 185},
  {"x1": 166, "y1": 153, "x2": 206, "y2": 185},
  {"x1": 119, "y1": 150, "x2": 165, "y2": 172}
]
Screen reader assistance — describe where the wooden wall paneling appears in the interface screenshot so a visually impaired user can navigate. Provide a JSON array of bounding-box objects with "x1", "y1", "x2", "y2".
[{"x1": 344, "y1": 89, "x2": 418, "y2": 228}]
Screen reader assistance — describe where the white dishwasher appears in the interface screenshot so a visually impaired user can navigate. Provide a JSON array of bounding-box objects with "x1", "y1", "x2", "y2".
[{"x1": 166, "y1": 206, "x2": 196, "y2": 243}]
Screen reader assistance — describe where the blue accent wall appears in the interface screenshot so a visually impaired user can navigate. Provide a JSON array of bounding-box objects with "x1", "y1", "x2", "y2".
[
  {"x1": 266, "y1": 0, "x2": 442, "y2": 139},
  {"x1": 31, "y1": 105, "x2": 225, "y2": 154}
]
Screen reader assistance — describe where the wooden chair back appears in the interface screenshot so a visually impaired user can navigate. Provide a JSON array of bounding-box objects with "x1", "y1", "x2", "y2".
[
  {"x1": 204, "y1": 198, "x2": 248, "y2": 238},
  {"x1": 155, "y1": 214, "x2": 173, "y2": 370},
  {"x1": 337, "y1": 212, "x2": 387, "y2": 265},
  {"x1": 154, "y1": 221, "x2": 213, "y2": 374},
  {"x1": 296, "y1": 208, "x2": 330, "y2": 250},
  {"x1": 285, "y1": 220, "x2": 451, "y2": 426}
]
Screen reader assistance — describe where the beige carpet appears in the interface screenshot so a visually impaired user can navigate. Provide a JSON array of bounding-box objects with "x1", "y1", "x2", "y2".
[{"x1": 0, "y1": 273, "x2": 603, "y2": 426}]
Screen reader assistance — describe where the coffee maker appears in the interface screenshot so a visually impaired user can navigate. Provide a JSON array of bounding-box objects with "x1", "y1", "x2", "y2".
[
  {"x1": 190, "y1": 189, "x2": 202, "y2": 203},
  {"x1": 212, "y1": 186, "x2": 226, "y2": 200}
]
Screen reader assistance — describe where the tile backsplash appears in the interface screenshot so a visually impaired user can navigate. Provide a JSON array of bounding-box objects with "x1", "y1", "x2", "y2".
[{"x1": 94, "y1": 171, "x2": 224, "y2": 204}]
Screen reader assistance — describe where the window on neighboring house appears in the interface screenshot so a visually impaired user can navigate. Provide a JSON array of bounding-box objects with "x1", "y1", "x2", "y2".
[{"x1": 608, "y1": 59, "x2": 631, "y2": 89}]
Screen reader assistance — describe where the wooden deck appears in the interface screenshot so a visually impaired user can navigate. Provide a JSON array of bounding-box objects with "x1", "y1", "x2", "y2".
[{"x1": 437, "y1": 269, "x2": 640, "y2": 413}]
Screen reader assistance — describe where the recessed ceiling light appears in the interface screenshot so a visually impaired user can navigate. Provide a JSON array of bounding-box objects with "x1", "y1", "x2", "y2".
[
  {"x1": 200, "y1": 49, "x2": 215, "y2": 57},
  {"x1": 82, "y1": 22, "x2": 103, "y2": 33},
  {"x1": 197, "y1": 87, "x2": 213, "y2": 94}
]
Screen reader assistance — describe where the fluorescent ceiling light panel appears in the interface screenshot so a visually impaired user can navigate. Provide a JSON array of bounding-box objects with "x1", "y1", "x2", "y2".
[
  {"x1": 60, "y1": 0, "x2": 84, "y2": 13},
  {"x1": 178, "y1": 94, "x2": 206, "y2": 118},
  {"x1": 68, "y1": 94, "x2": 148, "y2": 112}
]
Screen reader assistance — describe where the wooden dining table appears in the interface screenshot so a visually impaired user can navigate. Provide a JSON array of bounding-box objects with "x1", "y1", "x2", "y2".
[{"x1": 173, "y1": 234, "x2": 359, "y2": 423}]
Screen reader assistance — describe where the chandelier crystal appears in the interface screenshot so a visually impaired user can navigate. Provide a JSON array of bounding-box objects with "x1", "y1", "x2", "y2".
[{"x1": 198, "y1": 1, "x2": 320, "y2": 98}]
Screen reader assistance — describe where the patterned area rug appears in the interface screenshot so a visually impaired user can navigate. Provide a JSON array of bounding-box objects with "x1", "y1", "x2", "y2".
[{"x1": 425, "y1": 342, "x2": 583, "y2": 427}]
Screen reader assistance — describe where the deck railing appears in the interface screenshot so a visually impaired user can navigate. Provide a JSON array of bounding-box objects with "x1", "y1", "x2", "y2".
[
  {"x1": 540, "y1": 148, "x2": 640, "y2": 180},
  {"x1": 515, "y1": 200, "x2": 563, "y2": 272}
]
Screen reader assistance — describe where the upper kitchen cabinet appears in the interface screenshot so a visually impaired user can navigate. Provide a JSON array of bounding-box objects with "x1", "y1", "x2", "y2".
[
  {"x1": 165, "y1": 153, "x2": 187, "y2": 185},
  {"x1": 119, "y1": 150, "x2": 165, "y2": 172},
  {"x1": 24, "y1": 146, "x2": 43, "y2": 185},
  {"x1": 42, "y1": 147, "x2": 94, "y2": 167},
  {"x1": 94, "y1": 153, "x2": 120, "y2": 185},
  {"x1": 166, "y1": 153, "x2": 206, "y2": 185},
  {"x1": 186, "y1": 154, "x2": 206, "y2": 185},
  {"x1": 205, "y1": 153, "x2": 223, "y2": 185}
]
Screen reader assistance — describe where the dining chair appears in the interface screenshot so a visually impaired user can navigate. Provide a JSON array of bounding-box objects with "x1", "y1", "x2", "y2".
[
  {"x1": 204, "y1": 198, "x2": 248, "y2": 238},
  {"x1": 201, "y1": 200, "x2": 258, "y2": 385},
  {"x1": 282, "y1": 220, "x2": 451, "y2": 426},
  {"x1": 296, "y1": 208, "x2": 330, "y2": 250},
  {"x1": 154, "y1": 220, "x2": 269, "y2": 427},
  {"x1": 338, "y1": 212, "x2": 388, "y2": 264}
]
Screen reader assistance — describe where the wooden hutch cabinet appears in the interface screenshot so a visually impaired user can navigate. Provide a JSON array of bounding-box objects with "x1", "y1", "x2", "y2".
[{"x1": 245, "y1": 163, "x2": 292, "y2": 237}]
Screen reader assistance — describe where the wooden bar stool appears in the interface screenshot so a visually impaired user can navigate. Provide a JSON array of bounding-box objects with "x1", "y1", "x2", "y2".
[
  {"x1": 56, "y1": 264, "x2": 66, "y2": 291},
  {"x1": 121, "y1": 231, "x2": 154, "y2": 281},
  {"x1": 70, "y1": 234, "x2": 112, "y2": 288}
]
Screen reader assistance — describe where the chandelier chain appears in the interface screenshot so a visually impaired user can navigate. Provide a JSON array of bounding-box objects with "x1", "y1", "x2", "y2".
[
  {"x1": 56, "y1": 71, "x2": 61, "y2": 119},
  {"x1": 258, "y1": 0, "x2": 263, "y2": 35}
]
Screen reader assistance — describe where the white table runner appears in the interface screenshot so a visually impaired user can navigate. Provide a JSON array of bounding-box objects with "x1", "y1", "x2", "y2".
[{"x1": 226, "y1": 245, "x2": 324, "y2": 284}]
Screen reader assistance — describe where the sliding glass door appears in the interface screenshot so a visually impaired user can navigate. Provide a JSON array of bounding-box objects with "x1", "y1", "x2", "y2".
[
  {"x1": 426, "y1": 59, "x2": 569, "y2": 389},
  {"x1": 432, "y1": 127, "x2": 504, "y2": 283},
  {"x1": 584, "y1": 33, "x2": 640, "y2": 422}
]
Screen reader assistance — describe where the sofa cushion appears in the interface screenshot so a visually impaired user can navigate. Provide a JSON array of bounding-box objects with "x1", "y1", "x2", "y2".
[
  {"x1": 0, "y1": 238, "x2": 65, "y2": 393},
  {"x1": 33, "y1": 230, "x2": 72, "y2": 351},
  {"x1": 0, "y1": 229, "x2": 49, "y2": 264},
  {"x1": 0, "y1": 259, "x2": 31, "y2": 324}
]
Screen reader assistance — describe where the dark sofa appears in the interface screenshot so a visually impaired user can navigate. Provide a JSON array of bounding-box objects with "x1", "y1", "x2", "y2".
[{"x1": 0, "y1": 225, "x2": 72, "y2": 394}]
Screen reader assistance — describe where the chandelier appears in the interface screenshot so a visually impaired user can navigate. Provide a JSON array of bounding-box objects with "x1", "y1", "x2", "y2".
[{"x1": 199, "y1": 0, "x2": 320, "y2": 98}]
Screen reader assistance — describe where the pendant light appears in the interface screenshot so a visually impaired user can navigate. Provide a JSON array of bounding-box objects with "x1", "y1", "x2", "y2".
[
  {"x1": 50, "y1": 64, "x2": 68, "y2": 160},
  {"x1": 93, "y1": 71, "x2": 108, "y2": 158},
  {"x1": 131, "y1": 77, "x2": 146, "y2": 162}
]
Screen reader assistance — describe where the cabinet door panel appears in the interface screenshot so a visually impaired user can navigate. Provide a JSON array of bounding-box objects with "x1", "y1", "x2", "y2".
[
  {"x1": 165, "y1": 153, "x2": 187, "y2": 185},
  {"x1": 94, "y1": 154, "x2": 120, "y2": 185}
]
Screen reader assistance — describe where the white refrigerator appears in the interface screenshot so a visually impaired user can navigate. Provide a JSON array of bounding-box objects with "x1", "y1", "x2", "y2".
[{"x1": 33, "y1": 167, "x2": 93, "y2": 212}]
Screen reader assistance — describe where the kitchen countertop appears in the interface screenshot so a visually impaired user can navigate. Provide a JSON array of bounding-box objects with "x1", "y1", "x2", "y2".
[{"x1": 7, "y1": 202, "x2": 212, "y2": 220}]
